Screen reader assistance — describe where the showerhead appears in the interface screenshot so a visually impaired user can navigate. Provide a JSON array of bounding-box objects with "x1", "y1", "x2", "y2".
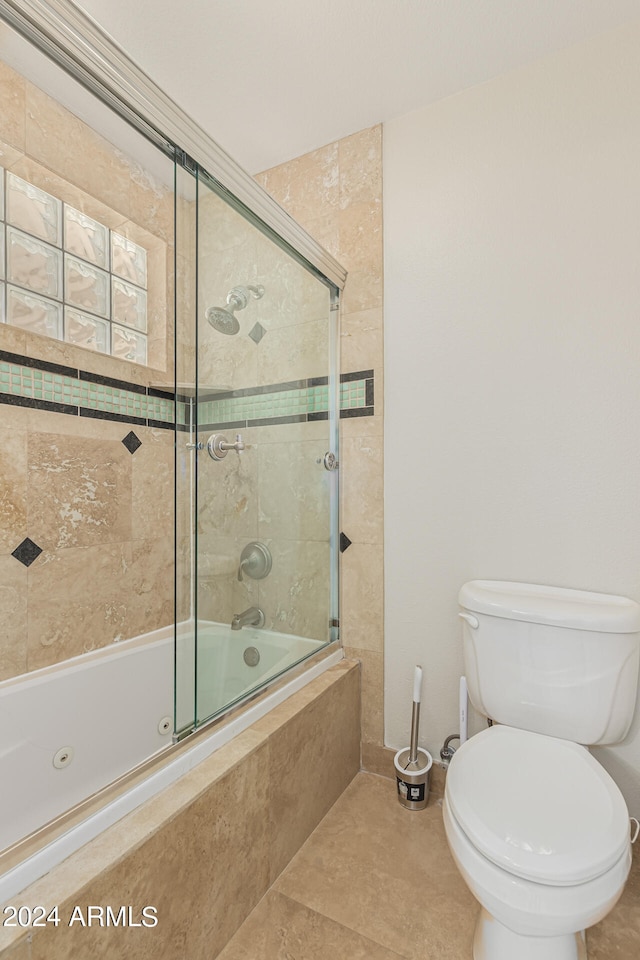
[
  {"x1": 206, "y1": 306, "x2": 240, "y2": 335},
  {"x1": 206, "y1": 284, "x2": 265, "y2": 336}
]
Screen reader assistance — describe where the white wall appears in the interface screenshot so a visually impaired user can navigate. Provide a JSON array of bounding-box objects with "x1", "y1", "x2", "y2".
[{"x1": 383, "y1": 21, "x2": 640, "y2": 811}]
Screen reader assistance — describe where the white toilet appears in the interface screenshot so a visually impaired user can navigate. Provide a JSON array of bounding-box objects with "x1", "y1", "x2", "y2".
[{"x1": 443, "y1": 580, "x2": 640, "y2": 960}]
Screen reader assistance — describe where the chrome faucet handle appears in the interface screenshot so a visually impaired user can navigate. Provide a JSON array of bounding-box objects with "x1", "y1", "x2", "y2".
[
  {"x1": 207, "y1": 433, "x2": 245, "y2": 460},
  {"x1": 237, "y1": 542, "x2": 272, "y2": 582}
]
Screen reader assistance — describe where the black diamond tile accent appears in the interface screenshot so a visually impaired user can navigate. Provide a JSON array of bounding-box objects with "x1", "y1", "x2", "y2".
[
  {"x1": 122, "y1": 430, "x2": 142, "y2": 454},
  {"x1": 339, "y1": 532, "x2": 352, "y2": 553},
  {"x1": 12, "y1": 537, "x2": 43, "y2": 567},
  {"x1": 248, "y1": 322, "x2": 266, "y2": 344}
]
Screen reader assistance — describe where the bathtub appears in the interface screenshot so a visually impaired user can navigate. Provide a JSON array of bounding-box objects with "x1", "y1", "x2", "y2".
[{"x1": 0, "y1": 621, "x2": 328, "y2": 855}]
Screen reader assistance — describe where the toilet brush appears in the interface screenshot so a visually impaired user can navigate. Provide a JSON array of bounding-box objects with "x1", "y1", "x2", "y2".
[
  {"x1": 405, "y1": 665, "x2": 423, "y2": 772},
  {"x1": 394, "y1": 665, "x2": 433, "y2": 809}
]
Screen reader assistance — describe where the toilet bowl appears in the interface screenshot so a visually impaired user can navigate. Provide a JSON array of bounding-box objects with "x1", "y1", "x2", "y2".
[
  {"x1": 444, "y1": 725, "x2": 631, "y2": 960},
  {"x1": 445, "y1": 580, "x2": 640, "y2": 959}
]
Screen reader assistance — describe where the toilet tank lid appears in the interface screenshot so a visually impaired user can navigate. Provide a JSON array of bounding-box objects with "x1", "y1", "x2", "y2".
[{"x1": 459, "y1": 581, "x2": 640, "y2": 633}]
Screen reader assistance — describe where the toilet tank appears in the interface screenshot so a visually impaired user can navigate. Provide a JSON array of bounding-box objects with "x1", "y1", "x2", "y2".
[{"x1": 459, "y1": 581, "x2": 640, "y2": 745}]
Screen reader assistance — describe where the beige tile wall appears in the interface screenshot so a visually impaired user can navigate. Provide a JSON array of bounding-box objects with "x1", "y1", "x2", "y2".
[
  {"x1": 193, "y1": 186, "x2": 335, "y2": 642},
  {"x1": 0, "y1": 59, "x2": 176, "y2": 678},
  {"x1": 256, "y1": 125, "x2": 385, "y2": 763},
  {"x1": 0, "y1": 406, "x2": 174, "y2": 678},
  {"x1": 0, "y1": 660, "x2": 360, "y2": 960}
]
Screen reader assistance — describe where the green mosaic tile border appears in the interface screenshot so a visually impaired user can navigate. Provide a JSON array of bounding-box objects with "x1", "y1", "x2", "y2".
[
  {"x1": 197, "y1": 371, "x2": 374, "y2": 427},
  {"x1": 340, "y1": 379, "x2": 369, "y2": 410},
  {"x1": 0, "y1": 350, "x2": 373, "y2": 431},
  {"x1": 198, "y1": 385, "x2": 325, "y2": 424},
  {"x1": 0, "y1": 355, "x2": 177, "y2": 428}
]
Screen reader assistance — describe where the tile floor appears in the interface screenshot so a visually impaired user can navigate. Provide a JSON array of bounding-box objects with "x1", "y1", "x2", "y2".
[{"x1": 219, "y1": 771, "x2": 640, "y2": 960}]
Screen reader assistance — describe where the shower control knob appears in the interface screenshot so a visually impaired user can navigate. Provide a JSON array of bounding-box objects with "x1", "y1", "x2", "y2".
[
  {"x1": 322, "y1": 452, "x2": 339, "y2": 471},
  {"x1": 207, "y1": 433, "x2": 245, "y2": 460},
  {"x1": 237, "y1": 541, "x2": 272, "y2": 581}
]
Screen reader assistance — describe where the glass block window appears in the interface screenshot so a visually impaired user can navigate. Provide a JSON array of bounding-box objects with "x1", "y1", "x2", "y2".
[{"x1": 0, "y1": 170, "x2": 148, "y2": 364}]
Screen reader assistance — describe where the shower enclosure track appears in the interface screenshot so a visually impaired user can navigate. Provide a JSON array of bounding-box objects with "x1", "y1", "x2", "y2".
[{"x1": 0, "y1": 0, "x2": 347, "y2": 291}]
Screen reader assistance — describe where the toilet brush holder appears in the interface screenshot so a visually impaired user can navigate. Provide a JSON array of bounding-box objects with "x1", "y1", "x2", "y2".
[{"x1": 394, "y1": 747, "x2": 433, "y2": 811}]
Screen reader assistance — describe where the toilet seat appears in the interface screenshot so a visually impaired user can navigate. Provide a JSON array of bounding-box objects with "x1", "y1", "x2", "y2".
[
  {"x1": 443, "y1": 794, "x2": 631, "y2": 940},
  {"x1": 446, "y1": 725, "x2": 630, "y2": 886}
]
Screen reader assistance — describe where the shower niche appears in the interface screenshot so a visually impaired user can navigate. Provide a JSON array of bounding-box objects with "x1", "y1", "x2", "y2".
[{"x1": 175, "y1": 166, "x2": 341, "y2": 735}]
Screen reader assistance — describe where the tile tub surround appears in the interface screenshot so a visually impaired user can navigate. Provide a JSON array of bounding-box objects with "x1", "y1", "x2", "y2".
[
  {"x1": 256, "y1": 124, "x2": 385, "y2": 765},
  {"x1": 218, "y1": 772, "x2": 640, "y2": 960},
  {"x1": 0, "y1": 345, "x2": 373, "y2": 677},
  {"x1": 0, "y1": 395, "x2": 174, "y2": 678},
  {"x1": 0, "y1": 660, "x2": 360, "y2": 959},
  {"x1": 0, "y1": 51, "x2": 177, "y2": 680}
]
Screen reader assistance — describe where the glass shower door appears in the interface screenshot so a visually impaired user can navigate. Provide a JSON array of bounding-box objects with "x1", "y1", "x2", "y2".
[{"x1": 191, "y1": 168, "x2": 339, "y2": 726}]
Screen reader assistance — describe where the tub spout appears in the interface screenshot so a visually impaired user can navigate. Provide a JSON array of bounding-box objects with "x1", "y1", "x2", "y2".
[{"x1": 231, "y1": 606, "x2": 265, "y2": 631}]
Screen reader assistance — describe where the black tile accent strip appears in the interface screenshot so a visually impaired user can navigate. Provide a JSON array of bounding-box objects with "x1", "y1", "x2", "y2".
[
  {"x1": 12, "y1": 537, "x2": 43, "y2": 567},
  {"x1": 340, "y1": 406, "x2": 375, "y2": 419},
  {"x1": 202, "y1": 379, "x2": 309, "y2": 403},
  {"x1": 341, "y1": 369, "x2": 374, "y2": 383},
  {"x1": 79, "y1": 408, "x2": 147, "y2": 426},
  {"x1": 79, "y1": 370, "x2": 148, "y2": 394},
  {"x1": 198, "y1": 419, "x2": 247, "y2": 432},
  {"x1": 247, "y1": 414, "x2": 307, "y2": 428},
  {"x1": 148, "y1": 386, "x2": 175, "y2": 400},
  {"x1": 308, "y1": 411, "x2": 329, "y2": 421},
  {"x1": 198, "y1": 370, "x2": 375, "y2": 404},
  {"x1": 366, "y1": 378, "x2": 374, "y2": 407},
  {"x1": 0, "y1": 349, "x2": 78, "y2": 379},
  {"x1": 308, "y1": 371, "x2": 374, "y2": 386},
  {"x1": 1, "y1": 348, "x2": 166, "y2": 400},
  {"x1": 0, "y1": 393, "x2": 78, "y2": 416}
]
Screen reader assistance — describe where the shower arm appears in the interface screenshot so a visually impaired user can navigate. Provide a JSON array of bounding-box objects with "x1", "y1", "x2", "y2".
[{"x1": 227, "y1": 284, "x2": 264, "y2": 310}]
